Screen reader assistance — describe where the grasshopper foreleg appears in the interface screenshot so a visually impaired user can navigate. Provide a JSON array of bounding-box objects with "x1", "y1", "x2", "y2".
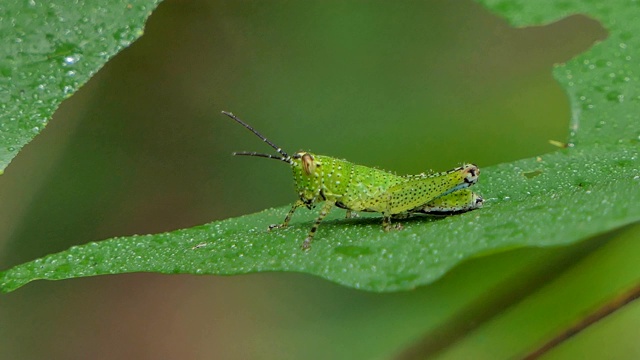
[{"x1": 269, "y1": 199, "x2": 305, "y2": 231}]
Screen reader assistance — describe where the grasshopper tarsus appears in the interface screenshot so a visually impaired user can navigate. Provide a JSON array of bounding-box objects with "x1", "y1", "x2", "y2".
[
  {"x1": 301, "y1": 237, "x2": 313, "y2": 251},
  {"x1": 382, "y1": 222, "x2": 403, "y2": 232},
  {"x1": 382, "y1": 216, "x2": 393, "y2": 232},
  {"x1": 345, "y1": 210, "x2": 359, "y2": 219}
]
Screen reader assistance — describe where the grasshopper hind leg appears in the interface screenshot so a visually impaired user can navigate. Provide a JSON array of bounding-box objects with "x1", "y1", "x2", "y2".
[
  {"x1": 414, "y1": 189, "x2": 483, "y2": 215},
  {"x1": 382, "y1": 214, "x2": 407, "y2": 231}
]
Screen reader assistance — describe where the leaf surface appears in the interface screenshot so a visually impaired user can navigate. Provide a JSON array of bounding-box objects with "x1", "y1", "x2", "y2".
[{"x1": 1, "y1": 0, "x2": 639, "y2": 293}]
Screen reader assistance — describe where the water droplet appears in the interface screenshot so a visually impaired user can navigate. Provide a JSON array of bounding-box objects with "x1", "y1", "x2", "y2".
[
  {"x1": 606, "y1": 91, "x2": 623, "y2": 102},
  {"x1": 63, "y1": 54, "x2": 81, "y2": 66}
]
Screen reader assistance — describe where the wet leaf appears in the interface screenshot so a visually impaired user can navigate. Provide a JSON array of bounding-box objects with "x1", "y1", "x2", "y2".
[{"x1": 1, "y1": 0, "x2": 639, "y2": 293}]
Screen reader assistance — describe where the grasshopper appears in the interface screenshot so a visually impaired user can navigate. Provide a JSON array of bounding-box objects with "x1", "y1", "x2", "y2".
[{"x1": 222, "y1": 111, "x2": 483, "y2": 250}]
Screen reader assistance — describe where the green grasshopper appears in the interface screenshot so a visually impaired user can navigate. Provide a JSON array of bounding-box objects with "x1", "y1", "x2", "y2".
[{"x1": 222, "y1": 111, "x2": 483, "y2": 250}]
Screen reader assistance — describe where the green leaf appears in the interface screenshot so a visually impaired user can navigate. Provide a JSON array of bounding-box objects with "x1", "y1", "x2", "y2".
[
  {"x1": 0, "y1": 0, "x2": 161, "y2": 173},
  {"x1": 1, "y1": 0, "x2": 640, "y2": 293},
  {"x1": 433, "y1": 223, "x2": 640, "y2": 359}
]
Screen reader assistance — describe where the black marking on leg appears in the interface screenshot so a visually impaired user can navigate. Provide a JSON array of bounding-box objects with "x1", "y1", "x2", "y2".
[{"x1": 301, "y1": 201, "x2": 334, "y2": 250}]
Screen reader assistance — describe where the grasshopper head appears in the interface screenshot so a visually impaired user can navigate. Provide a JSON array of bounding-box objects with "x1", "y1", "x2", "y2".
[{"x1": 291, "y1": 151, "x2": 323, "y2": 202}]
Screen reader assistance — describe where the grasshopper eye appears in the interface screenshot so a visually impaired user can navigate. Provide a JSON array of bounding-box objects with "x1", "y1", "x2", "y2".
[{"x1": 301, "y1": 153, "x2": 316, "y2": 175}]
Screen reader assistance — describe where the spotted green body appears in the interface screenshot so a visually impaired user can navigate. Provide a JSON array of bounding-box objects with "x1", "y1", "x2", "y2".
[{"x1": 222, "y1": 111, "x2": 482, "y2": 250}]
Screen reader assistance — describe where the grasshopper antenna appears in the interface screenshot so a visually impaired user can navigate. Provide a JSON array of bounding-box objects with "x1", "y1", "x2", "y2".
[
  {"x1": 232, "y1": 151, "x2": 288, "y2": 161},
  {"x1": 221, "y1": 111, "x2": 291, "y2": 163}
]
